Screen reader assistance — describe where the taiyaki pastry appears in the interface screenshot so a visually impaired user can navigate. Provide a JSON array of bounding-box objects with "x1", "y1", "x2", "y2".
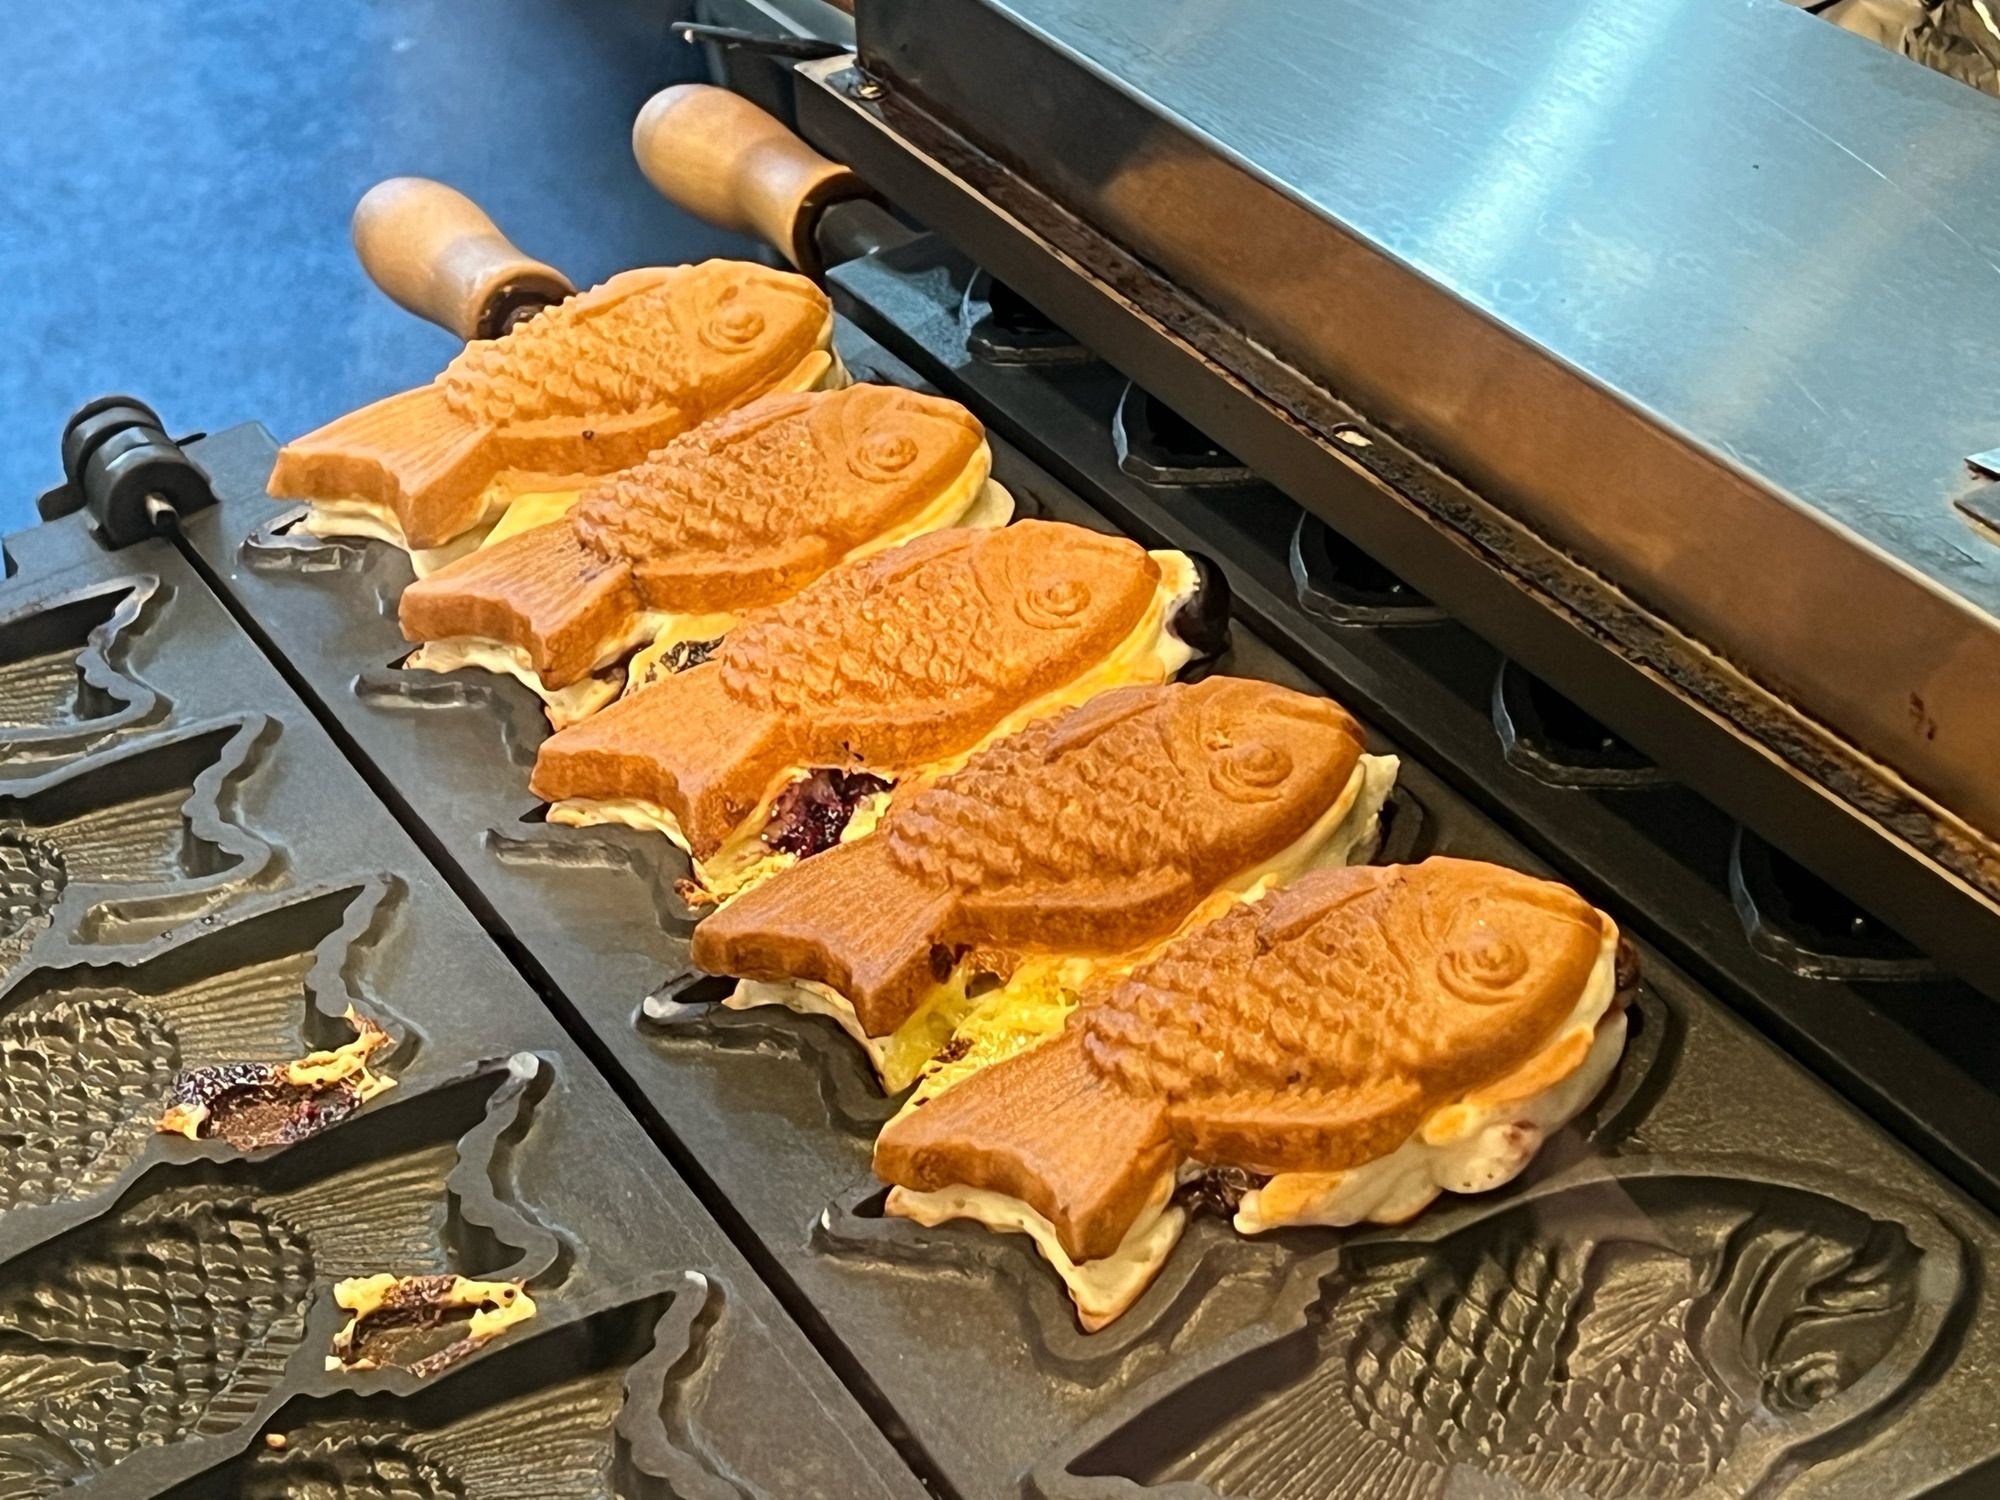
[
  {"x1": 269, "y1": 261, "x2": 841, "y2": 573},
  {"x1": 396, "y1": 385, "x2": 1012, "y2": 725},
  {"x1": 157, "y1": 1006, "x2": 395, "y2": 1150},
  {"x1": 873, "y1": 858, "x2": 1630, "y2": 1330},
  {"x1": 328, "y1": 1273, "x2": 535, "y2": 1377},
  {"x1": 692, "y1": 678, "x2": 1398, "y2": 1092},
  {"x1": 531, "y1": 521, "x2": 1233, "y2": 900}
]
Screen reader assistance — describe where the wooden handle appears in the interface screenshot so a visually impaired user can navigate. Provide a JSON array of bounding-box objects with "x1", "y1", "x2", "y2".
[
  {"x1": 351, "y1": 177, "x2": 574, "y2": 342},
  {"x1": 632, "y1": 84, "x2": 864, "y2": 275}
]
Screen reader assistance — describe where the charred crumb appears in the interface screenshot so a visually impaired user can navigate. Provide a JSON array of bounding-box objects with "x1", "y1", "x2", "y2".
[
  {"x1": 207, "y1": 1079, "x2": 365, "y2": 1150},
  {"x1": 1174, "y1": 1164, "x2": 1270, "y2": 1218},
  {"x1": 167, "y1": 1060, "x2": 277, "y2": 1113},
  {"x1": 927, "y1": 942, "x2": 970, "y2": 983},
  {"x1": 332, "y1": 1276, "x2": 530, "y2": 1377},
  {"x1": 675, "y1": 875, "x2": 721, "y2": 910},
  {"x1": 630, "y1": 636, "x2": 724, "y2": 694},
  {"x1": 406, "y1": 1336, "x2": 485, "y2": 1380},
  {"x1": 164, "y1": 1062, "x2": 365, "y2": 1150},
  {"x1": 933, "y1": 1035, "x2": 973, "y2": 1066},
  {"x1": 1615, "y1": 936, "x2": 1641, "y2": 994},
  {"x1": 764, "y1": 768, "x2": 892, "y2": 859},
  {"x1": 1165, "y1": 553, "x2": 1232, "y2": 663},
  {"x1": 160, "y1": 1012, "x2": 390, "y2": 1149},
  {"x1": 661, "y1": 635, "x2": 721, "y2": 674}
]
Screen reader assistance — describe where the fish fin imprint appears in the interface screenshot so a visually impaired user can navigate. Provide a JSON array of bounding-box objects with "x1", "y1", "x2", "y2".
[
  {"x1": 691, "y1": 834, "x2": 955, "y2": 1038},
  {"x1": 400, "y1": 522, "x2": 640, "y2": 689},
  {"x1": 268, "y1": 385, "x2": 495, "y2": 551},
  {"x1": 530, "y1": 664, "x2": 789, "y2": 856},
  {"x1": 876, "y1": 1027, "x2": 1175, "y2": 1263},
  {"x1": 237, "y1": 1433, "x2": 462, "y2": 1500},
  {"x1": 1559, "y1": 1240, "x2": 1703, "y2": 1383}
]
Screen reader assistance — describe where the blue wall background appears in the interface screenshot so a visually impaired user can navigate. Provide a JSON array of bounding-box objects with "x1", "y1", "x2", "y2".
[{"x1": 1, "y1": 0, "x2": 758, "y2": 533}]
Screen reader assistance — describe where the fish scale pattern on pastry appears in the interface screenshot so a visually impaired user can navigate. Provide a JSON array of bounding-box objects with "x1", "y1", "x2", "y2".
[
  {"x1": 875, "y1": 858, "x2": 1606, "y2": 1263},
  {"x1": 397, "y1": 385, "x2": 994, "y2": 695},
  {"x1": 1081, "y1": 860, "x2": 1601, "y2": 1132},
  {"x1": 440, "y1": 266, "x2": 813, "y2": 427},
  {"x1": 572, "y1": 384, "x2": 984, "y2": 599},
  {"x1": 885, "y1": 682, "x2": 1362, "y2": 943},
  {"x1": 885, "y1": 696, "x2": 1196, "y2": 890},
  {"x1": 693, "y1": 678, "x2": 1364, "y2": 1038},
  {"x1": 271, "y1": 262, "x2": 832, "y2": 550},
  {"x1": 716, "y1": 528, "x2": 1064, "y2": 716},
  {"x1": 532, "y1": 522, "x2": 1175, "y2": 862}
]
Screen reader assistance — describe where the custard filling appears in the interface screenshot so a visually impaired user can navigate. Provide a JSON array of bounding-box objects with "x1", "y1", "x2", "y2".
[{"x1": 885, "y1": 1171, "x2": 1183, "y2": 1334}]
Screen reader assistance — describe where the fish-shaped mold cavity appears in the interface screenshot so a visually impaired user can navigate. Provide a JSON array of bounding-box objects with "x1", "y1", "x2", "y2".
[
  {"x1": 1036, "y1": 1163, "x2": 1963, "y2": 1500},
  {"x1": 0, "y1": 577, "x2": 159, "y2": 762},
  {"x1": 692, "y1": 678, "x2": 1390, "y2": 1093},
  {"x1": 0, "y1": 1060, "x2": 558, "y2": 1497},
  {"x1": 269, "y1": 262, "x2": 839, "y2": 561},
  {"x1": 0, "y1": 882, "x2": 405, "y2": 1222},
  {"x1": 395, "y1": 384, "x2": 1008, "y2": 725},
  {"x1": 0, "y1": 715, "x2": 272, "y2": 970},
  {"x1": 533, "y1": 521, "x2": 1218, "y2": 898},
  {"x1": 155, "y1": 1276, "x2": 741, "y2": 1500},
  {"x1": 874, "y1": 858, "x2": 1622, "y2": 1328}
]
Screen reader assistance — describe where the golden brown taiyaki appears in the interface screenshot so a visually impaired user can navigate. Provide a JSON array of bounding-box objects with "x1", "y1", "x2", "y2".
[
  {"x1": 875, "y1": 858, "x2": 1628, "y2": 1329},
  {"x1": 269, "y1": 262, "x2": 838, "y2": 568},
  {"x1": 692, "y1": 678, "x2": 1397, "y2": 1089},
  {"x1": 530, "y1": 521, "x2": 1224, "y2": 898},
  {"x1": 395, "y1": 385, "x2": 1010, "y2": 725}
]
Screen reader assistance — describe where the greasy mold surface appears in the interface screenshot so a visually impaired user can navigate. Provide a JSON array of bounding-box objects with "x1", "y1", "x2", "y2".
[
  {"x1": 0, "y1": 576, "x2": 162, "y2": 766},
  {"x1": 0, "y1": 881, "x2": 402, "y2": 1231},
  {"x1": 153, "y1": 1274, "x2": 753, "y2": 1500},
  {"x1": 186, "y1": 320, "x2": 2000, "y2": 1500},
  {"x1": 0, "y1": 713, "x2": 273, "y2": 972},
  {"x1": 0, "y1": 528, "x2": 939, "y2": 1500},
  {"x1": 1036, "y1": 1160, "x2": 1965, "y2": 1500},
  {"x1": 0, "y1": 1059, "x2": 554, "y2": 1497}
]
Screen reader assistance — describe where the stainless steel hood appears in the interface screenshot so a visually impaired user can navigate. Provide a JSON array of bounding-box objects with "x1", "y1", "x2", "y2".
[{"x1": 822, "y1": 0, "x2": 2000, "y2": 989}]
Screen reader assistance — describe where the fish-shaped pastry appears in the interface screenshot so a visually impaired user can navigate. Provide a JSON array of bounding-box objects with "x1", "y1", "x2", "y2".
[
  {"x1": 874, "y1": 857, "x2": 1628, "y2": 1329},
  {"x1": 396, "y1": 385, "x2": 1012, "y2": 725},
  {"x1": 691, "y1": 677, "x2": 1397, "y2": 1091},
  {"x1": 269, "y1": 261, "x2": 839, "y2": 572},
  {"x1": 531, "y1": 521, "x2": 1235, "y2": 901}
]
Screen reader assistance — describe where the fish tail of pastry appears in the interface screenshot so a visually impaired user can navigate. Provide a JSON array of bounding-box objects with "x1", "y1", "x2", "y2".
[
  {"x1": 267, "y1": 384, "x2": 496, "y2": 550},
  {"x1": 531, "y1": 664, "x2": 793, "y2": 854},
  {"x1": 400, "y1": 522, "x2": 639, "y2": 690},
  {"x1": 875, "y1": 1027, "x2": 1175, "y2": 1264},
  {"x1": 692, "y1": 835, "x2": 956, "y2": 1036}
]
